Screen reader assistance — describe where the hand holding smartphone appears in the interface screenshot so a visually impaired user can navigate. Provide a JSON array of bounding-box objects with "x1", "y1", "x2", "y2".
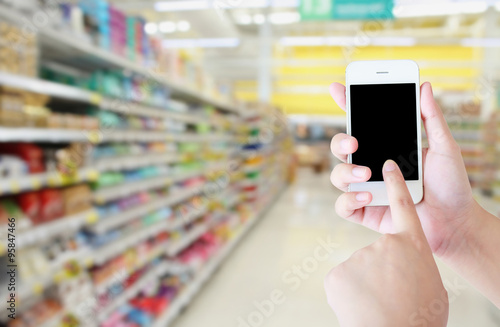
[{"x1": 346, "y1": 60, "x2": 423, "y2": 206}]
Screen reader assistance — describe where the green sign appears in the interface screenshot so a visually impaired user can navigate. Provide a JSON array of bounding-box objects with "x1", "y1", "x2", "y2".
[
  {"x1": 299, "y1": 0, "x2": 333, "y2": 21},
  {"x1": 300, "y1": 0, "x2": 394, "y2": 21}
]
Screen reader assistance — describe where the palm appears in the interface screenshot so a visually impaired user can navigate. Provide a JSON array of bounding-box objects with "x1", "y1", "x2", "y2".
[{"x1": 357, "y1": 147, "x2": 474, "y2": 253}]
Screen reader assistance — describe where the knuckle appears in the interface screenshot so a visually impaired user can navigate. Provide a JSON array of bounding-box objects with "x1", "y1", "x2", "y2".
[
  {"x1": 387, "y1": 172, "x2": 403, "y2": 184},
  {"x1": 395, "y1": 197, "x2": 414, "y2": 208},
  {"x1": 325, "y1": 266, "x2": 343, "y2": 288},
  {"x1": 335, "y1": 197, "x2": 346, "y2": 217},
  {"x1": 331, "y1": 164, "x2": 349, "y2": 189},
  {"x1": 378, "y1": 234, "x2": 400, "y2": 249},
  {"x1": 409, "y1": 234, "x2": 427, "y2": 252},
  {"x1": 330, "y1": 134, "x2": 344, "y2": 153},
  {"x1": 449, "y1": 140, "x2": 462, "y2": 154}
]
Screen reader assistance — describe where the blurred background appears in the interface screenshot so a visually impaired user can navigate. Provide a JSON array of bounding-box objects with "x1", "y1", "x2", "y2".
[{"x1": 0, "y1": 0, "x2": 499, "y2": 326}]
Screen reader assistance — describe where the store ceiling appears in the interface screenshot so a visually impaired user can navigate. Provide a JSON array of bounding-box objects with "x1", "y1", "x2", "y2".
[{"x1": 110, "y1": 0, "x2": 500, "y2": 115}]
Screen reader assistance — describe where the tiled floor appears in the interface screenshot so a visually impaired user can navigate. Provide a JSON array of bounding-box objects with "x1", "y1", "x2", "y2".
[{"x1": 172, "y1": 168, "x2": 500, "y2": 327}]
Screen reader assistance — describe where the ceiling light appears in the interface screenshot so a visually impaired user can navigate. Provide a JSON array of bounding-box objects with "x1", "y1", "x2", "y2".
[
  {"x1": 370, "y1": 37, "x2": 416, "y2": 46},
  {"x1": 280, "y1": 36, "x2": 327, "y2": 46},
  {"x1": 270, "y1": 12, "x2": 300, "y2": 25},
  {"x1": 159, "y1": 21, "x2": 177, "y2": 33},
  {"x1": 155, "y1": 1, "x2": 209, "y2": 12},
  {"x1": 240, "y1": 0, "x2": 269, "y2": 8},
  {"x1": 162, "y1": 38, "x2": 240, "y2": 48},
  {"x1": 238, "y1": 0, "x2": 299, "y2": 8},
  {"x1": 177, "y1": 21, "x2": 191, "y2": 32},
  {"x1": 394, "y1": 1, "x2": 489, "y2": 18},
  {"x1": 155, "y1": 0, "x2": 298, "y2": 11},
  {"x1": 144, "y1": 23, "x2": 158, "y2": 34},
  {"x1": 461, "y1": 38, "x2": 500, "y2": 48},
  {"x1": 236, "y1": 14, "x2": 253, "y2": 25},
  {"x1": 253, "y1": 14, "x2": 266, "y2": 24},
  {"x1": 279, "y1": 36, "x2": 416, "y2": 47},
  {"x1": 271, "y1": 0, "x2": 299, "y2": 7}
]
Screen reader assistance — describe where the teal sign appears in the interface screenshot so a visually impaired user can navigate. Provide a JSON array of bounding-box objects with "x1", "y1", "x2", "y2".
[{"x1": 300, "y1": 0, "x2": 394, "y2": 20}]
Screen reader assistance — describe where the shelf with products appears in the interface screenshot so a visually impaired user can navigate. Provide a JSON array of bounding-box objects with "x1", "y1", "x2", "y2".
[
  {"x1": 435, "y1": 100, "x2": 484, "y2": 189},
  {"x1": 5, "y1": 245, "x2": 90, "y2": 302},
  {"x1": 0, "y1": 127, "x2": 233, "y2": 143},
  {"x1": 96, "y1": 261, "x2": 175, "y2": 323},
  {"x1": 152, "y1": 184, "x2": 286, "y2": 327},
  {"x1": 39, "y1": 310, "x2": 66, "y2": 327},
  {"x1": 99, "y1": 98, "x2": 232, "y2": 128},
  {"x1": 0, "y1": 168, "x2": 99, "y2": 196},
  {"x1": 85, "y1": 205, "x2": 214, "y2": 268},
  {"x1": 0, "y1": 7, "x2": 292, "y2": 322},
  {"x1": 0, "y1": 73, "x2": 235, "y2": 137},
  {"x1": 89, "y1": 185, "x2": 203, "y2": 234},
  {"x1": 478, "y1": 110, "x2": 500, "y2": 204},
  {"x1": 93, "y1": 241, "x2": 168, "y2": 293},
  {"x1": 94, "y1": 152, "x2": 182, "y2": 172},
  {"x1": 166, "y1": 217, "x2": 221, "y2": 258},
  {"x1": 0, "y1": 151, "x2": 184, "y2": 197},
  {"x1": 93, "y1": 170, "x2": 204, "y2": 204},
  {"x1": 85, "y1": 220, "x2": 172, "y2": 267},
  {"x1": 40, "y1": 27, "x2": 239, "y2": 114},
  {"x1": 0, "y1": 5, "x2": 240, "y2": 115},
  {"x1": 14, "y1": 209, "x2": 97, "y2": 251}
]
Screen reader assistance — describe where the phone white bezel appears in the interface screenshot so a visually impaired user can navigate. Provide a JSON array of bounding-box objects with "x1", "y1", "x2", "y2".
[{"x1": 346, "y1": 60, "x2": 423, "y2": 206}]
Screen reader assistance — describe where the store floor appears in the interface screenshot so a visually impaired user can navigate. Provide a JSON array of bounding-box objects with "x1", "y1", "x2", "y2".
[{"x1": 172, "y1": 168, "x2": 500, "y2": 327}]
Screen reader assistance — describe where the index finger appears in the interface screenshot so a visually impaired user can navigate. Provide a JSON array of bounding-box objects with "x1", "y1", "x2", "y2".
[
  {"x1": 329, "y1": 83, "x2": 346, "y2": 111},
  {"x1": 383, "y1": 160, "x2": 424, "y2": 235}
]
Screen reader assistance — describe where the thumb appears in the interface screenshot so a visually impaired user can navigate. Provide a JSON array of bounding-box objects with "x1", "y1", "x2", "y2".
[
  {"x1": 420, "y1": 82, "x2": 456, "y2": 154},
  {"x1": 383, "y1": 160, "x2": 424, "y2": 236}
]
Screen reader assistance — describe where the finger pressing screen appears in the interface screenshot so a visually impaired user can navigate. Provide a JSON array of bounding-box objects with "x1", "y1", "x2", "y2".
[{"x1": 382, "y1": 160, "x2": 424, "y2": 236}]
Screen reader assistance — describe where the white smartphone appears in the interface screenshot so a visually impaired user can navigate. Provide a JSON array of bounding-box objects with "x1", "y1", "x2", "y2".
[{"x1": 346, "y1": 60, "x2": 423, "y2": 206}]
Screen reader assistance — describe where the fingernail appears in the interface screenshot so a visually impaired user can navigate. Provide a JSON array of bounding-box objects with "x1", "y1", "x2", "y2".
[
  {"x1": 352, "y1": 167, "x2": 366, "y2": 178},
  {"x1": 384, "y1": 160, "x2": 397, "y2": 172},
  {"x1": 340, "y1": 138, "x2": 351, "y2": 150},
  {"x1": 356, "y1": 193, "x2": 369, "y2": 202}
]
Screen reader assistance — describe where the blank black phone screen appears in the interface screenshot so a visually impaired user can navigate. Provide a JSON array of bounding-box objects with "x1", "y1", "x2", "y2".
[{"x1": 350, "y1": 83, "x2": 419, "y2": 181}]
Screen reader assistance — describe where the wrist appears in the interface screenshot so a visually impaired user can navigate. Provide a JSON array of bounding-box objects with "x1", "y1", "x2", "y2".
[{"x1": 438, "y1": 200, "x2": 496, "y2": 271}]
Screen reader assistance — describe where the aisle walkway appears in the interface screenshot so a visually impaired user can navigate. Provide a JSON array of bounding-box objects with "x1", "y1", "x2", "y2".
[{"x1": 172, "y1": 169, "x2": 499, "y2": 327}]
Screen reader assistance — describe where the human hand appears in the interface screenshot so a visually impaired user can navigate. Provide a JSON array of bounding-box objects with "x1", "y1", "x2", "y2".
[
  {"x1": 325, "y1": 160, "x2": 449, "y2": 327},
  {"x1": 329, "y1": 82, "x2": 477, "y2": 257}
]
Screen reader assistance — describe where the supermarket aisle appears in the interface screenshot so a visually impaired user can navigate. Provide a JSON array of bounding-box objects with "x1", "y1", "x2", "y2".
[{"x1": 171, "y1": 168, "x2": 499, "y2": 327}]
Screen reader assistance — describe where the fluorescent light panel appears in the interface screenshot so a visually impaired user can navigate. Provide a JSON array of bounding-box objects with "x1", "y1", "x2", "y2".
[
  {"x1": 236, "y1": 14, "x2": 253, "y2": 25},
  {"x1": 162, "y1": 38, "x2": 240, "y2": 48},
  {"x1": 177, "y1": 21, "x2": 191, "y2": 32},
  {"x1": 394, "y1": 1, "x2": 489, "y2": 17},
  {"x1": 461, "y1": 38, "x2": 500, "y2": 48},
  {"x1": 155, "y1": 0, "x2": 298, "y2": 11},
  {"x1": 155, "y1": 1, "x2": 209, "y2": 11},
  {"x1": 269, "y1": 12, "x2": 300, "y2": 25},
  {"x1": 280, "y1": 36, "x2": 416, "y2": 47},
  {"x1": 253, "y1": 14, "x2": 266, "y2": 24},
  {"x1": 370, "y1": 37, "x2": 416, "y2": 46},
  {"x1": 159, "y1": 21, "x2": 177, "y2": 33},
  {"x1": 237, "y1": 0, "x2": 299, "y2": 8},
  {"x1": 144, "y1": 23, "x2": 158, "y2": 34}
]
